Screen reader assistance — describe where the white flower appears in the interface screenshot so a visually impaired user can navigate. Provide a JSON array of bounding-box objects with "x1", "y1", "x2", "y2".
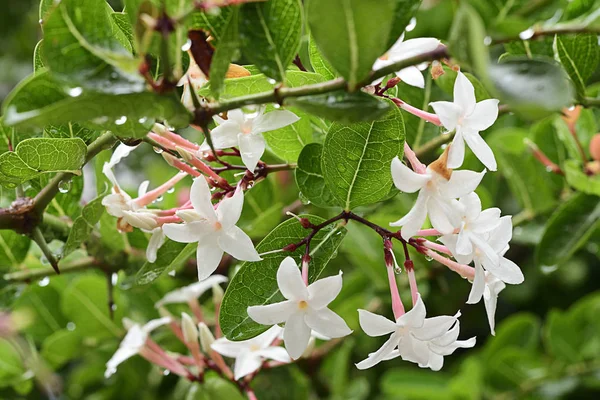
[
  {"x1": 178, "y1": 55, "x2": 208, "y2": 110},
  {"x1": 356, "y1": 295, "x2": 475, "y2": 371},
  {"x1": 211, "y1": 326, "x2": 290, "y2": 380},
  {"x1": 440, "y1": 215, "x2": 523, "y2": 334},
  {"x1": 201, "y1": 107, "x2": 299, "y2": 172},
  {"x1": 390, "y1": 156, "x2": 485, "y2": 240},
  {"x1": 430, "y1": 72, "x2": 499, "y2": 170},
  {"x1": 146, "y1": 227, "x2": 166, "y2": 263},
  {"x1": 155, "y1": 275, "x2": 228, "y2": 307},
  {"x1": 162, "y1": 177, "x2": 261, "y2": 280},
  {"x1": 373, "y1": 34, "x2": 441, "y2": 88},
  {"x1": 102, "y1": 143, "x2": 139, "y2": 188},
  {"x1": 247, "y1": 257, "x2": 352, "y2": 360},
  {"x1": 105, "y1": 317, "x2": 171, "y2": 378}
]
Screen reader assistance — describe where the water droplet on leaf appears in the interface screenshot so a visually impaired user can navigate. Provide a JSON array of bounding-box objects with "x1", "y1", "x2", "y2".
[
  {"x1": 115, "y1": 116, "x2": 127, "y2": 125},
  {"x1": 38, "y1": 276, "x2": 50, "y2": 287},
  {"x1": 68, "y1": 87, "x2": 83, "y2": 97},
  {"x1": 58, "y1": 180, "x2": 71, "y2": 193}
]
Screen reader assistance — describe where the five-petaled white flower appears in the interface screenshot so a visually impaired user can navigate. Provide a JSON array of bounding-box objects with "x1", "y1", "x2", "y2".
[
  {"x1": 390, "y1": 155, "x2": 485, "y2": 240},
  {"x1": 356, "y1": 294, "x2": 475, "y2": 371},
  {"x1": 247, "y1": 257, "x2": 352, "y2": 360},
  {"x1": 211, "y1": 326, "x2": 290, "y2": 380},
  {"x1": 155, "y1": 275, "x2": 228, "y2": 307},
  {"x1": 105, "y1": 317, "x2": 171, "y2": 378},
  {"x1": 200, "y1": 107, "x2": 299, "y2": 172},
  {"x1": 430, "y1": 72, "x2": 499, "y2": 171},
  {"x1": 163, "y1": 177, "x2": 261, "y2": 281},
  {"x1": 373, "y1": 34, "x2": 441, "y2": 88},
  {"x1": 440, "y1": 214, "x2": 523, "y2": 334}
]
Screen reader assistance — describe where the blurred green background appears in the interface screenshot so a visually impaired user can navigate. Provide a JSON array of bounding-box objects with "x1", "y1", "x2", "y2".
[{"x1": 2, "y1": 0, "x2": 600, "y2": 399}]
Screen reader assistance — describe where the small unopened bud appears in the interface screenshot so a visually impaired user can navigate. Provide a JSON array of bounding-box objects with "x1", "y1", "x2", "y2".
[
  {"x1": 161, "y1": 152, "x2": 178, "y2": 167},
  {"x1": 404, "y1": 259, "x2": 415, "y2": 272},
  {"x1": 153, "y1": 123, "x2": 169, "y2": 136},
  {"x1": 299, "y1": 218, "x2": 312, "y2": 229},
  {"x1": 181, "y1": 313, "x2": 198, "y2": 344},
  {"x1": 198, "y1": 322, "x2": 215, "y2": 353},
  {"x1": 384, "y1": 77, "x2": 401, "y2": 90},
  {"x1": 590, "y1": 134, "x2": 600, "y2": 161},
  {"x1": 431, "y1": 61, "x2": 444, "y2": 80},
  {"x1": 212, "y1": 284, "x2": 224, "y2": 305},
  {"x1": 282, "y1": 243, "x2": 298, "y2": 252},
  {"x1": 587, "y1": 160, "x2": 600, "y2": 175},
  {"x1": 176, "y1": 145, "x2": 195, "y2": 163}
]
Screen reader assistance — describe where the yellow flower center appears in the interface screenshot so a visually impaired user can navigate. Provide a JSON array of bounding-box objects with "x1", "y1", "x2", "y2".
[
  {"x1": 298, "y1": 300, "x2": 309, "y2": 310},
  {"x1": 214, "y1": 221, "x2": 222, "y2": 231}
]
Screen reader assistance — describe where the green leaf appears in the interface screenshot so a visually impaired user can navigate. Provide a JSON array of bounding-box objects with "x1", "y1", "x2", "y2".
[
  {"x1": 555, "y1": 33, "x2": 600, "y2": 96},
  {"x1": 386, "y1": 0, "x2": 423, "y2": 49},
  {"x1": 41, "y1": 329, "x2": 83, "y2": 369},
  {"x1": 0, "y1": 339, "x2": 24, "y2": 387},
  {"x1": 484, "y1": 313, "x2": 541, "y2": 360},
  {"x1": 209, "y1": 7, "x2": 239, "y2": 98},
  {"x1": 0, "y1": 152, "x2": 39, "y2": 187},
  {"x1": 536, "y1": 193, "x2": 600, "y2": 267},
  {"x1": 448, "y1": 2, "x2": 489, "y2": 79},
  {"x1": 63, "y1": 194, "x2": 106, "y2": 256},
  {"x1": 13, "y1": 282, "x2": 68, "y2": 342},
  {"x1": 286, "y1": 90, "x2": 392, "y2": 123},
  {"x1": 238, "y1": 0, "x2": 303, "y2": 81},
  {"x1": 321, "y1": 101, "x2": 405, "y2": 210},
  {"x1": 238, "y1": 179, "x2": 284, "y2": 239},
  {"x1": 61, "y1": 275, "x2": 124, "y2": 339},
  {"x1": 295, "y1": 143, "x2": 337, "y2": 207},
  {"x1": 191, "y1": 7, "x2": 233, "y2": 45},
  {"x1": 381, "y1": 369, "x2": 450, "y2": 399},
  {"x1": 3, "y1": 70, "x2": 190, "y2": 136},
  {"x1": 489, "y1": 58, "x2": 574, "y2": 118},
  {"x1": 262, "y1": 108, "x2": 312, "y2": 163},
  {"x1": 434, "y1": 66, "x2": 490, "y2": 101},
  {"x1": 564, "y1": 159, "x2": 600, "y2": 196},
  {"x1": 220, "y1": 215, "x2": 346, "y2": 341},
  {"x1": 308, "y1": 35, "x2": 337, "y2": 80},
  {"x1": 135, "y1": 241, "x2": 196, "y2": 285},
  {"x1": 0, "y1": 231, "x2": 30, "y2": 270},
  {"x1": 33, "y1": 40, "x2": 45, "y2": 72},
  {"x1": 43, "y1": 0, "x2": 142, "y2": 93},
  {"x1": 308, "y1": 0, "x2": 397, "y2": 90}
]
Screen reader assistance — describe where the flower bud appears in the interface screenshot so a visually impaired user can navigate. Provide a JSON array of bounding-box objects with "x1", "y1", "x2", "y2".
[
  {"x1": 153, "y1": 123, "x2": 169, "y2": 136},
  {"x1": 181, "y1": 313, "x2": 198, "y2": 344},
  {"x1": 161, "y1": 152, "x2": 179, "y2": 167},
  {"x1": 590, "y1": 134, "x2": 600, "y2": 161},
  {"x1": 198, "y1": 322, "x2": 215, "y2": 353},
  {"x1": 176, "y1": 146, "x2": 195, "y2": 163}
]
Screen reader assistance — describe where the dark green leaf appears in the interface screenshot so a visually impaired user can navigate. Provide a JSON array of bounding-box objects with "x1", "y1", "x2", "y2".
[
  {"x1": 41, "y1": 329, "x2": 83, "y2": 369},
  {"x1": 295, "y1": 143, "x2": 337, "y2": 207},
  {"x1": 381, "y1": 369, "x2": 450, "y2": 399},
  {"x1": 536, "y1": 193, "x2": 600, "y2": 267},
  {"x1": 238, "y1": 0, "x2": 302, "y2": 81},
  {"x1": 0, "y1": 339, "x2": 24, "y2": 387},
  {"x1": 386, "y1": 0, "x2": 423, "y2": 49},
  {"x1": 434, "y1": 66, "x2": 490, "y2": 101},
  {"x1": 209, "y1": 7, "x2": 239, "y2": 98},
  {"x1": 0, "y1": 231, "x2": 30, "y2": 270},
  {"x1": 220, "y1": 215, "x2": 346, "y2": 341},
  {"x1": 322, "y1": 101, "x2": 405, "y2": 210},
  {"x1": 484, "y1": 313, "x2": 541, "y2": 360},
  {"x1": 63, "y1": 194, "x2": 106, "y2": 256},
  {"x1": 448, "y1": 3, "x2": 489, "y2": 79},
  {"x1": 555, "y1": 33, "x2": 600, "y2": 96},
  {"x1": 308, "y1": 0, "x2": 397, "y2": 89},
  {"x1": 286, "y1": 90, "x2": 392, "y2": 123},
  {"x1": 191, "y1": 7, "x2": 233, "y2": 45},
  {"x1": 135, "y1": 241, "x2": 196, "y2": 285},
  {"x1": 238, "y1": 178, "x2": 284, "y2": 238},
  {"x1": 489, "y1": 58, "x2": 574, "y2": 118}
]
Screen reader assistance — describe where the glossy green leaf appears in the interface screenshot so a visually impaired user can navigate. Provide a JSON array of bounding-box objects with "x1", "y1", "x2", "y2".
[
  {"x1": 220, "y1": 215, "x2": 346, "y2": 341},
  {"x1": 238, "y1": 0, "x2": 302, "y2": 81},
  {"x1": 63, "y1": 194, "x2": 106, "y2": 256},
  {"x1": 209, "y1": 7, "x2": 239, "y2": 98},
  {"x1": 555, "y1": 33, "x2": 600, "y2": 96},
  {"x1": 286, "y1": 90, "x2": 392, "y2": 123},
  {"x1": 308, "y1": 35, "x2": 337, "y2": 80},
  {"x1": 135, "y1": 241, "x2": 196, "y2": 285},
  {"x1": 0, "y1": 231, "x2": 30, "y2": 270},
  {"x1": 536, "y1": 193, "x2": 600, "y2": 267},
  {"x1": 448, "y1": 3, "x2": 489, "y2": 79},
  {"x1": 564, "y1": 159, "x2": 600, "y2": 196},
  {"x1": 295, "y1": 143, "x2": 337, "y2": 207},
  {"x1": 386, "y1": 0, "x2": 423, "y2": 48},
  {"x1": 191, "y1": 6, "x2": 233, "y2": 45},
  {"x1": 322, "y1": 101, "x2": 405, "y2": 210},
  {"x1": 238, "y1": 178, "x2": 284, "y2": 238},
  {"x1": 308, "y1": 0, "x2": 397, "y2": 90},
  {"x1": 489, "y1": 58, "x2": 574, "y2": 118}
]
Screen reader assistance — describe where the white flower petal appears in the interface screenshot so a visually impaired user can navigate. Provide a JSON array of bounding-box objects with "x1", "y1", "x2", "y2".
[
  {"x1": 440, "y1": 169, "x2": 485, "y2": 199},
  {"x1": 196, "y1": 236, "x2": 224, "y2": 280},
  {"x1": 248, "y1": 300, "x2": 296, "y2": 325},
  {"x1": 460, "y1": 193, "x2": 482, "y2": 222},
  {"x1": 253, "y1": 110, "x2": 300, "y2": 134},
  {"x1": 146, "y1": 228, "x2": 166, "y2": 263},
  {"x1": 108, "y1": 143, "x2": 138, "y2": 168},
  {"x1": 218, "y1": 225, "x2": 261, "y2": 262},
  {"x1": 456, "y1": 230, "x2": 473, "y2": 256},
  {"x1": 233, "y1": 352, "x2": 263, "y2": 380},
  {"x1": 427, "y1": 197, "x2": 456, "y2": 235},
  {"x1": 305, "y1": 307, "x2": 352, "y2": 338},
  {"x1": 239, "y1": 133, "x2": 266, "y2": 172},
  {"x1": 277, "y1": 257, "x2": 308, "y2": 301},
  {"x1": 137, "y1": 180, "x2": 150, "y2": 197},
  {"x1": 474, "y1": 208, "x2": 502, "y2": 233},
  {"x1": 453, "y1": 72, "x2": 476, "y2": 115},
  {"x1": 358, "y1": 309, "x2": 397, "y2": 337},
  {"x1": 390, "y1": 157, "x2": 430, "y2": 193},
  {"x1": 163, "y1": 220, "x2": 212, "y2": 243},
  {"x1": 447, "y1": 131, "x2": 466, "y2": 169},
  {"x1": 255, "y1": 346, "x2": 291, "y2": 363},
  {"x1": 307, "y1": 271, "x2": 343, "y2": 310},
  {"x1": 283, "y1": 312, "x2": 311, "y2": 360},
  {"x1": 216, "y1": 189, "x2": 244, "y2": 230},
  {"x1": 356, "y1": 332, "x2": 399, "y2": 370},
  {"x1": 210, "y1": 121, "x2": 243, "y2": 149},
  {"x1": 484, "y1": 273, "x2": 506, "y2": 335},
  {"x1": 156, "y1": 275, "x2": 228, "y2": 307},
  {"x1": 105, "y1": 344, "x2": 139, "y2": 378},
  {"x1": 429, "y1": 101, "x2": 462, "y2": 131},
  {"x1": 465, "y1": 99, "x2": 499, "y2": 131},
  {"x1": 396, "y1": 66, "x2": 425, "y2": 88},
  {"x1": 467, "y1": 262, "x2": 486, "y2": 304},
  {"x1": 413, "y1": 315, "x2": 458, "y2": 341},
  {"x1": 397, "y1": 294, "x2": 426, "y2": 328},
  {"x1": 488, "y1": 216, "x2": 513, "y2": 252},
  {"x1": 392, "y1": 191, "x2": 429, "y2": 240},
  {"x1": 463, "y1": 131, "x2": 497, "y2": 171},
  {"x1": 190, "y1": 177, "x2": 218, "y2": 221},
  {"x1": 389, "y1": 38, "x2": 440, "y2": 60},
  {"x1": 488, "y1": 257, "x2": 524, "y2": 285}
]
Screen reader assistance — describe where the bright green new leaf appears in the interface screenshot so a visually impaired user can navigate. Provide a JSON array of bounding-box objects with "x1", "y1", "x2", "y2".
[
  {"x1": 308, "y1": 36, "x2": 337, "y2": 80},
  {"x1": 0, "y1": 231, "x2": 30, "y2": 270},
  {"x1": 286, "y1": 90, "x2": 392, "y2": 123},
  {"x1": 434, "y1": 66, "x2": 490, "y2": 101},
  {"x1": 135, "y1": 241, "x2": 196, "y2": 285},
  {"x1": 564, "y1": 159, "x2": 600, "y2": 196},
  {"x1": 238, "y1": 0, "x2": 303, "y2": 82},
  {"x1": 41, "y1": 329, "x2": 83, "y2": 369},
  {"x1": 63, "y1": 194, "x2": 106, "y2": 256},
  {"x1": 308, "y1": 0, "x2": 397, "y2": 90},
  {"x1": 295, "y1": 143, "x2": 337, "y2": 208},
  {"x1": 555, "y1": 33, "x2": 600, "y2": 96},
  {"x1": 220, "y1": 215, "x2": 346, "y2": 341},
  {"x1": 322, "y1": 101, "x2": 405, "y2": 210},
  {"x1": 536, "y1": 192, "x2": 600, "y2": 267},
  {"x1": 15, "y1": 138, "x2": 87, "y2": 173}
]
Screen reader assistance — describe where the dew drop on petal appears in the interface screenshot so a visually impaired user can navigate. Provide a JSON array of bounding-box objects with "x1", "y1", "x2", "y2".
[
  {"x1": 393, "y1": 265, "x2": 402, "y2": 275},
  {"x1": 424, "y1": 255, "x2": 433, "y2": 262},
  {"x1": 163, "y1": 370, "x2": 171, "y2": 376},
  {"x1": 138, "y1": 117, "x2": 148, "y2": 124}
]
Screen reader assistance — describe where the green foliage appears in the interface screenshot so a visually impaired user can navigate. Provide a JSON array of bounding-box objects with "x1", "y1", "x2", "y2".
[
  {"x1": 135, "y1": 241, "x2": 196, "y2": 285},
  {"x1": 322, "y1": 101, "x2": 405, "y2": 210},
  {"x1": 555, "y1": 33, "x2": 600, "y2": 97},
  {"x1": 220, "y1": 215, "x2": 346, "y2": 341},
  {"x1": 295, "y1": 143, "x2": 337, "y2": 208},
  {"x1": 63, "y1": 194, "x2": 106, "y2": 256},
  {"x1": 0, "y1": 231, "x2": 31, "y2": 269}
]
